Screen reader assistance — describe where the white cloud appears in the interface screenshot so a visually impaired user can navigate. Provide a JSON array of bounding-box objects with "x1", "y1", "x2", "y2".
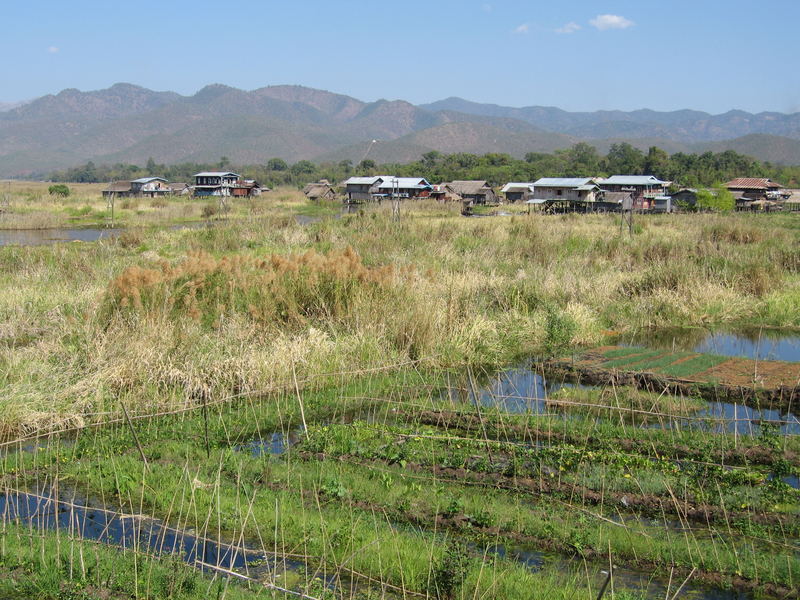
[
  {"x1": 589, "y1": 14, "x2": 634, "y2": 30},
  {"x1": 556, "y1": 22, "x2": 581, "y2": 34},
  {"x1": 47, "y1": 46, "x2": 59, "y2": 53},
  {"x1": 513, "y1": 23, "x2": 529, "y2": 34}
]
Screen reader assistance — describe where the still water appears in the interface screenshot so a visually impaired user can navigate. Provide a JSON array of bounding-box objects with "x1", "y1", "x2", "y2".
[{"x1": 618, "y1": 328, "x2": 800, "y2": 363}]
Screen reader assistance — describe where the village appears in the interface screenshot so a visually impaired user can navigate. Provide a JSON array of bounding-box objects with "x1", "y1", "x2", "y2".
[{"x1": 99, "y1": 170, "x2": 800, "y2": 214}]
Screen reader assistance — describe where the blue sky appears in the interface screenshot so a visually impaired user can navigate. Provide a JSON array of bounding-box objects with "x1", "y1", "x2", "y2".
[{"x1": 3, "y1": 0, "x2": 799, "y2": 114}]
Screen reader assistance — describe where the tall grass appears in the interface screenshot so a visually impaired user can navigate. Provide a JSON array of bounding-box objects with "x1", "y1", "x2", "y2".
[{"x1": 1, "y1": 205, "x2": 799, "y2": 437}]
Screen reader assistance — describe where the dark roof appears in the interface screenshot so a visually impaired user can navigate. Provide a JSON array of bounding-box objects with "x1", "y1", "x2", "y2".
[
  {"x1": 104, "y1": 181, "x2": 132, "y2": 192},
  {"x1": 603, "y1": 191, "x2": 633, "y2": 204},
  {"x1": 303, "y1": 182, "x2": 334, "y2": 198},
  {"x1": 445, "y1": 180, "x2": 493, "y2": 196},
  {"x1": 724, "y1": 178, "x2": 783, "y2": 190}
]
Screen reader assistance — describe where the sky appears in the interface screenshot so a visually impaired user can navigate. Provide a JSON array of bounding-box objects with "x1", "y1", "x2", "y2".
[{"x1": 2, "y1": 0, "x2": 799, "y2": 114}]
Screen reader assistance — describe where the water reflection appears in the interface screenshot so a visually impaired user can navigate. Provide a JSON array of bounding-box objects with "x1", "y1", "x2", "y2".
[
  {"x1": 0, "y1": 487, "x2": 304, "y2": 579},
  {"x1": 618, "y1": 328, "x2": 800, "y2": 363},
  {"x1": 0, "y1": 227, "x2": 122, "y2": 246},
  {"x1": 445, "y1": 364, "x2": 799, "y2": 437}
]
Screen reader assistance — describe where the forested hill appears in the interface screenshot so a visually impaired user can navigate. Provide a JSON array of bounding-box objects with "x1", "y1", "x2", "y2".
[{"x1": 3, "y1": 83, "x2": 800, "y2": 177}]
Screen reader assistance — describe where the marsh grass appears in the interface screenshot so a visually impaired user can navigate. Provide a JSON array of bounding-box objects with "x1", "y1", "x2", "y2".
[
  {"x1": 2, "y1": 367, "x2": 797, "y2": 599},
  {"x1": 1, "y1": 191, "x2": 800, "y2": 598},
  {"x1": 1, "y1": 206, "x2": 799, "y2": 438}
]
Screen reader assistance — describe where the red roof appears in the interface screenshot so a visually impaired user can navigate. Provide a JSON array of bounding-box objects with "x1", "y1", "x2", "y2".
[{"x1": 724, "y1": 178, "x2": 783, "y2": 190}]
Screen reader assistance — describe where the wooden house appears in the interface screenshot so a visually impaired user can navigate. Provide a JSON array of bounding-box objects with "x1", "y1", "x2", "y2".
[
  {"x1": 130, "y1": 177, "x2": 170, "y2": 197},
  {"x1": 429, "y1": 184, "x2": 461, "y2": 202},
  {"x1": 501, "y1": 182, "x2": 534, "y2": 203},
  {"x1": 102, "y1": 181, "x2": 134, "y2": 198},
  {"x1": 168, "y1": 182, "x2": 190, "y2": 196},
  {"x1": 444, "y1": 181, "x2": 497, "y2": 204},
  {"x1": 103, "y1": 177, "x2": 170, "y2": 198},
  {"x1": 670, "y1": 188, "x2": 699, "y2": 208},
  {"x1": 343, "y1": 176, "x2": 384, "y2": 202},
  {"x1": 193, "y1": 172, "x2": 241, "y2": 197},
  {"x1": 231, "y1": 179, "x2": 263, "y2": 197},
  {"x1": 531, "y1": 178, "x2": 601, "y2": 202},
  {"x1": 374, "y1": 177, "x2": 432, "y2": 199},
  {"x1": 596, "y1": 175, "x2": 668, "y2": 210},
  {"x1": 724, "y1": 178, "x2": 786, "y2": 202},
  {"x1": 343, "y1": 176, "x2": 431, "y2": 201},
  {"x1": 303, "y1": 180, "x2": 337, "y2": 201}
]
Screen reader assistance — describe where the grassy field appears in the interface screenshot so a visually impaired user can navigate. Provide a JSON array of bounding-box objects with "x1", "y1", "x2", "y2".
[
  {"x1": 1, "y1": 188, "x2": 799, "y2": 598},
  {"x1": 0, "y1": 180, "x2": 341, "y2": 229}
]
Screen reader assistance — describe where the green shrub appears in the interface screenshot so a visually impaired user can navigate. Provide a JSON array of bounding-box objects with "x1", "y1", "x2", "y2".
[{"x1": 47, "y1": 184, "x2": 70, "y2": 197}]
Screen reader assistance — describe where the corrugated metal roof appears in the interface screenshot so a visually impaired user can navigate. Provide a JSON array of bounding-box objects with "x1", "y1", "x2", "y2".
[
  {"x1": 344, "y1": 176, "x2": 384, "y2": 186},
  {"x1": 533, "y1": 178, "x2": 594, "y2": 187},
  {"x1": 194, "y1": 171, "x2": 240, "y2": 177},
  {"x1": 724, "y1": 178, "x2": 783, "y2": 190},
  {"x1": 501, "y1": 182, "x2": 534, "y2": 192},
  {"x1": 599, "y1": 176, "x2": 665, "y2": 186},
  {"x1": 376, "y1": 177, "x2": 431, "y2": 190},
  {"x1": 131, "y1": 177, "x2": 167, "y2": 184}
]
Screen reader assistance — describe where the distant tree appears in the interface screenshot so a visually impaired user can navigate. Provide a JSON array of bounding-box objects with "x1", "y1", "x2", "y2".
[
  {"x1": 421, "y1": 150, "x2": 442, "y2": 168},
  {"x1": 48, "y1": 184, "x2": 70, "y2": 197},
  {"x1": 357, "y1": 159, "x2": 376, "y2": 173},
  {"x1": 146, "y1": 157, "x2": 157, "y2": 174},
  {"x1": 266, "y1": 158, "x2": 289, "y2": 171},
  {"x1": 604, "y1": 143, "x2": 645, "y2": 175},
  {"x1": 445, "y1": 153, "x2": 479, "y2": 170},
  {"x1": 643, "y1": 146, "x2": 670, "y2": 178},
  {"x1": 483, "y1": 153, "x2": 512, "y2": 167},
  {"x1": 218, "y1": 156, "x2": 231, "y2": 169},
  {"x1": 73, "y1": 161, "x2": 98, "y2": 183},
  {"x1": 290, "y1": 160, "x2": 316, "y2": 176},
  {"x1": 565, "y1": 143, "x2": 600, "y2": 175},
  {"x1": 338, "y1": 159, "x2": 353, "y2": 174}
]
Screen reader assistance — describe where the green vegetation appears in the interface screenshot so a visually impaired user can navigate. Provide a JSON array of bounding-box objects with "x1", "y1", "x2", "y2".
[
  {"x1": 3, "y1": 370, "x2": 797, "y2": 599},
  {"x1": 46, "y1": 144, "x2": 800, "y2": 190},
  {"x1": 47, "y1": 183, "x2": 70, "y2": 197},
  {"x1": 695, "y1": 185, "x2": 735, "y2": 212},
  {"x1": 1, "y1": 192, "x2": 799, "y2": 599},
  {"x1": 0, "y1": 523, "x2": 296, "y2": 600}
]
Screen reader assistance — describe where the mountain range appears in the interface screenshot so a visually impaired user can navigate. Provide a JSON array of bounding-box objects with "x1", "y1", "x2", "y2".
[{"x1": 2, "y1": 83, "x2": 800, "y2": 177}]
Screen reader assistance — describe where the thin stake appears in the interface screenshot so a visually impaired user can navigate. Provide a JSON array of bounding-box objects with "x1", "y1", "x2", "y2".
[
  {"x1": 595, "y1": 568, "x2": 612, "y2": 600},
  {"x1": 292, "y1": 360, "x2": 308, "y2": 437},
  {"x1": 121, "y1": 401, "x2": 148, "y2": 469},
  {"x1": 467, "y1": 365, "x2": 494, "y2": 464},
  {"x1": 669, "y1": 567, "x2": 697, "y2": 600},
  {"x1": 202, "y1": 394, "x2": 210, "y2": 459}
]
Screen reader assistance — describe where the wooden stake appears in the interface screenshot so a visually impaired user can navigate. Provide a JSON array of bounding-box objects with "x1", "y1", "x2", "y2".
[
  {"x1": 121, "y1": 400, "x2": 148, "y2": 469},
  {"x1": 292, "y1": 360, "x2": 308, "y2": 437},
  {"x1": 202, "y1": 394, "x2": 211, "y2": 459}
]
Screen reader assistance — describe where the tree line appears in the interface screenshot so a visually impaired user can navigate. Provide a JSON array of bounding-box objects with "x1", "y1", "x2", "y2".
[{"x1": 46, "y1": 143, "x2": 800, "y2": 190}]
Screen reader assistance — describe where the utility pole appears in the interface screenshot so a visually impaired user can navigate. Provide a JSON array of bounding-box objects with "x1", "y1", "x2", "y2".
[
  {"x1": 391, "y1": 177, "x2": 400, "y2": 221},
  {"x1": 106, "y1": 182, "x2": 115, "y2": 228},
  {"x1": 620, "y1": 193, "x2": 633, "y2": 237}
]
